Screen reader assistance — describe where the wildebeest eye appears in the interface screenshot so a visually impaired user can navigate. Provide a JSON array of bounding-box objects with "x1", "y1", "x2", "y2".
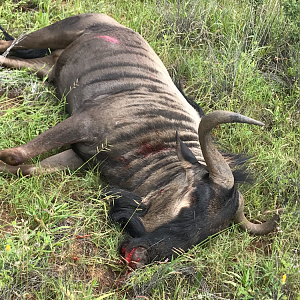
[
  {"x1": 191, "y1": 195, "x2": 197, "y2": 203},
  {"x1": 194, "y1": 184, "x2": 212, "y2": 201}
]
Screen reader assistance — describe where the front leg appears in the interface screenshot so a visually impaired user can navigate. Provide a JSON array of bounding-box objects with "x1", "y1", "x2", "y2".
[
  {"x1": 0, "y1": 149, "x2": 84, "y2": 176},
  {"x1": 0, "y1": 113, "x2": 92, "y2": 166}
]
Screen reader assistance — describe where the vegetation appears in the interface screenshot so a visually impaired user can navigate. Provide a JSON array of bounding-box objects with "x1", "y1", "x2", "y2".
[{"x1": 0, "y1": 0, "x2": 299, "y2": 298}]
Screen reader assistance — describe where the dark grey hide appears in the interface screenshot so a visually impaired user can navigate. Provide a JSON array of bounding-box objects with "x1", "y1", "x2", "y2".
[{"x1": 0, "y1": 14, "x2": 278, "y2": 268}]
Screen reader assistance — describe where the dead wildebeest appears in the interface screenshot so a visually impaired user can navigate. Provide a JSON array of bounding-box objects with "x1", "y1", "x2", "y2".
[{"x1": 0, "y1": 13, "x2": 279, "y2": 269}]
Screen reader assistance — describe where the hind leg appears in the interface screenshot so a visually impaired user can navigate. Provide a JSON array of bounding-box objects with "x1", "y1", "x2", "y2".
[
  {"x1": 0, "y1": 40, "x2": 12, "y2": 52},
  {"x1": 0, "y1": 49, "x2": 63, "y2": 78},
  {"x1": 0, "y1": 13, "x2": 121, "y2": 52},
  {"x1": 1, "y1": 53, "x2": 54, "y2": 79}
]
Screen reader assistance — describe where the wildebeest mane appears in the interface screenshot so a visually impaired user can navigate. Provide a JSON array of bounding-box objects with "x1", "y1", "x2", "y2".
[
  {"x1": 176, "y1": 80, "x2": 205, "y2": 117},
  {"x1": 176, "y1": 81, "x2": 251, "y2": 184}
]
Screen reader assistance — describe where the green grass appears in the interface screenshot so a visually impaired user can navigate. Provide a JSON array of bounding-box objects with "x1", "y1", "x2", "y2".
[{"x1": 0, "y1": 0, "x2": 300, "y2": 299}]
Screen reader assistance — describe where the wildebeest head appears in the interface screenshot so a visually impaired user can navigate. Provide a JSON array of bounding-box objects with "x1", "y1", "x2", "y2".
[{"x1": 118, "y1": 111, "x2": 279, "y2": 269}]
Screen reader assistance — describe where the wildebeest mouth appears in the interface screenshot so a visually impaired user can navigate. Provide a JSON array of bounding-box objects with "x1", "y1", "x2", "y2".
[{"x1": 120, "y1": 241, "x2": 150, "y2": 269}]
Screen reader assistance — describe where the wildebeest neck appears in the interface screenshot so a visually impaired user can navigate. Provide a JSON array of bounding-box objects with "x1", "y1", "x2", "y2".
[{"x1": 139, "y1": 169, "x2": 196, "y2": 232}]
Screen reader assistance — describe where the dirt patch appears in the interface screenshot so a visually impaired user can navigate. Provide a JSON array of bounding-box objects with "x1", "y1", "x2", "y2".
[
  {"x1": 69, "y1": 236, "x2": 98, "y2": 259},
  {"x1": 0, "y1": 208, "x2": 15, "y2": 237},
  {"x1": 0, "y1": 89, "x2": 23, "y2": 112},
  {"x1": 0, "y1": 89, "x2": 22, "y2": 99},
  {"x1": 48, "y1": 226, "x2": 123, "y2": 293},
  {"x1": 247, "y1": 238, "x2": 273, "y2": 256},
  {"x1": 9, "y1": 0, "x2": 40, "y2": 13},
  {"x1": 88, "y1": 265, "x2": 121, "y2": 291}
]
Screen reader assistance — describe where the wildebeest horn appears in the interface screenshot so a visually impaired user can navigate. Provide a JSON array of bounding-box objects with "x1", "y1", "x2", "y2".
[
  {"x1": 198, "y1": 111, "x2": 264, "y2": 189},
  {"x1": 233, "y1": 192, "x2": 280, "y2": 234}
]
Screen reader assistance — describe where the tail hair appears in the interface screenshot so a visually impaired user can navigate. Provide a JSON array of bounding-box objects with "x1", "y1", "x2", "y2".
[{"x1": 0, "y1": 25, "x2": 50, "y2": 59}]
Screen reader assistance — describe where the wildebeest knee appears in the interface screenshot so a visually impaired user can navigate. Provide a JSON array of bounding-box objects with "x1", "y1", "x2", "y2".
[{"x1": 0, "y1": 147, "x2": 29, "y2": 166}]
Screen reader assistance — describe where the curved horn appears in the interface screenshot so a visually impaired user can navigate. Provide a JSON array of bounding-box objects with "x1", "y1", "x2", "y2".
[
  {"x1": 198, "y1": 111, "x2": 264, "y2": 189},
  {"x1": 233, "y1": 192, "x2": 279, "y2": 235}
]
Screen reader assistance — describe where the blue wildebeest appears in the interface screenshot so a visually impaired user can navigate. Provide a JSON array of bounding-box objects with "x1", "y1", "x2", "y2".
[{"x1": 0, "y1": 13, "x2": 279, "y2": 268}]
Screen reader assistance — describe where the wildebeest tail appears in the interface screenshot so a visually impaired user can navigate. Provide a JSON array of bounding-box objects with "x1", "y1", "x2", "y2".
[
  {"x1": 0, "y1": 25, "x2": 50, "y2": 59},
  {"x1": 176, "y1": 80, "x2": 205, "y2": 117},
  {"x1": 223, "y1": 152, "x2": 252, "y2": 183},
  {"x1": 0, "y1": 25, "x2": 14, "y2": 41}
]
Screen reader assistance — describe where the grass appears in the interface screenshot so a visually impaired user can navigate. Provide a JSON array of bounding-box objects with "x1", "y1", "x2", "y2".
[{"x1": 0, "y1": 0, "x2": 300, "y2": 299}]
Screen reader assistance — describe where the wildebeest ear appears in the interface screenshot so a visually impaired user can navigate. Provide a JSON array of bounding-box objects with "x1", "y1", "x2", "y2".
[{"x1": 176, "y1": 132, "x2": 198, "y2": 168}]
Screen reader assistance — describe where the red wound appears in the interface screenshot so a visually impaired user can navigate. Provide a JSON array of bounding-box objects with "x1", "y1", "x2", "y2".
[
  {"x1": 125, "y1": 248, "x2": 137, "y2": 263},
  {"x1": 121, "y1": 245, "x2": 126, "y2": 256},
  {"x1": 137, "y1": 142, "x2": 171, "y2": 158},
  {"x1": 94, "y1": 35, "x2": 120, "y2": 44}
]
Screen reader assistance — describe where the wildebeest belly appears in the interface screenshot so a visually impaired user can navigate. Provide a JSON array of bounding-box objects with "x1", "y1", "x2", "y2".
[{"x1": 69, "y1": 89, "x2": 202, "y2": 191}]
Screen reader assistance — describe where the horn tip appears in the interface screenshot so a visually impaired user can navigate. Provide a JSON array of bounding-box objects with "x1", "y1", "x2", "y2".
[
  {"x1": 235, "y1": 113, "x2": 265, "y2": 127},
  {"x1": 256, "y1": 120, "x2": 265, "y2": 127}
]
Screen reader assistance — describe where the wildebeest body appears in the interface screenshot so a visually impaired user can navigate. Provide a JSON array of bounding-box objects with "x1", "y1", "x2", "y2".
[
  {"x1": 47, "y1": 15, "x2": 202, "y2": 190},
  {"x1": 46, "y1": 15, "x2": 206, "y2": 234},
  {"x1": 0, "y1": 13, "x2": 279, "y2": 268}
]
